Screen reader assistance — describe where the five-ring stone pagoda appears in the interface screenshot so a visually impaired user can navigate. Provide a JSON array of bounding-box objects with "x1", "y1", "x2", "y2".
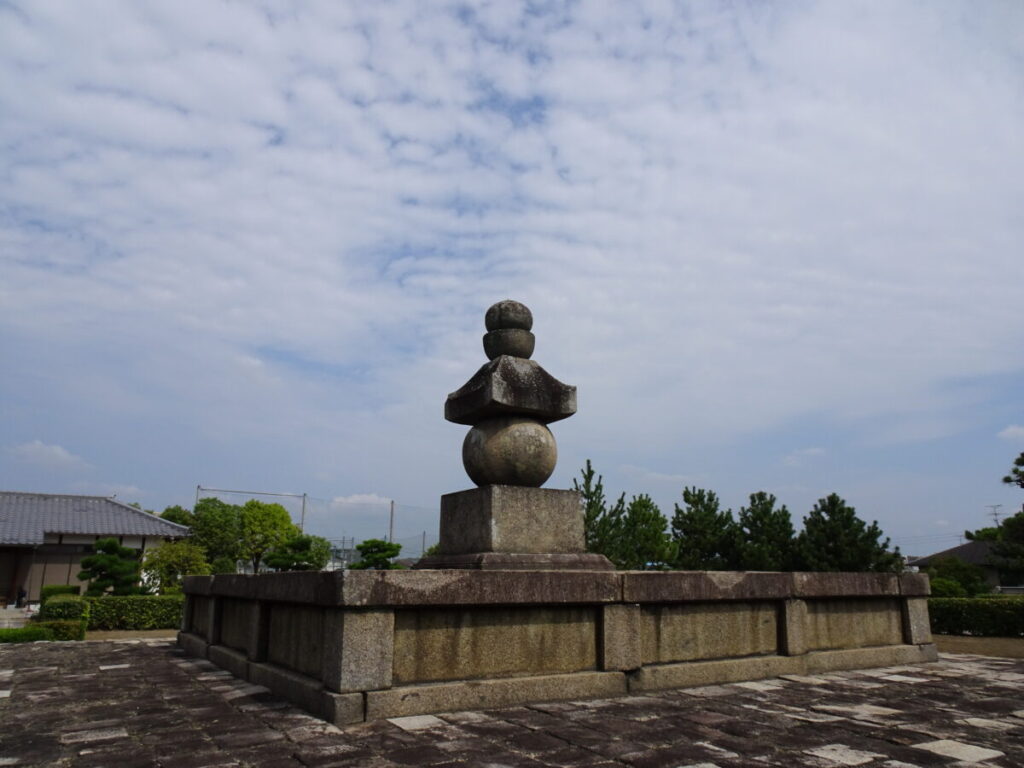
[{"x1": 417, "y1": 299, "x2": 613, "y2": 571}]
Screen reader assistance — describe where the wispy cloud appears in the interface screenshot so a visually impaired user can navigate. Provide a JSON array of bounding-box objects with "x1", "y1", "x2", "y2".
[
  {"x1": 997, "y1": 425, "x2": 1024, "y2": 442},
  {"x1": 8, "y1": 440, "x2": 91, "y2": 472},
  {"x1": 782, "y1": 447, "x2": 825, "y2": 468}
]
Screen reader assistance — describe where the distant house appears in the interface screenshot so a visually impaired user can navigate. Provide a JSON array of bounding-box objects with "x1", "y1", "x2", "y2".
[
  {"x1": 909, "y1": 539, "x2": 1022, "y2": 591},
  {"x1": 0, "y1": 492, "x2": 189, "y2": 604}
]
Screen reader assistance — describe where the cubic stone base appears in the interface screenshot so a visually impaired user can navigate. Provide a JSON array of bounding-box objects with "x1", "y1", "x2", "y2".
[{"x1": 180, "y1": 569, "x2": 935, "y2": 724}]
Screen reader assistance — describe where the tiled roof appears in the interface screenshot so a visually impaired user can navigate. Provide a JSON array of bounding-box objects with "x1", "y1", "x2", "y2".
[
  {"x1": 909, "y1": 539, "x2": 995, "y2": 568},
  {"x1": 0, "y1": 492, "x2": 189, "y2": 546}
]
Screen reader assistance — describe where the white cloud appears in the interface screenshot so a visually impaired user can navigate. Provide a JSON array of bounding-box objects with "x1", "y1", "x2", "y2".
[
  {"x1": 331, "y1": 494, "x2": 392, "y2": 507},
  {"x1": 8, "y1": 440, "x2": 91, "y2": 472},
  {"x1": 997, "y1": 425, "x2": 1024, "y2": 442},
  {"x1": 783, "y1": 448, "x2": 826, "y2": 468}
]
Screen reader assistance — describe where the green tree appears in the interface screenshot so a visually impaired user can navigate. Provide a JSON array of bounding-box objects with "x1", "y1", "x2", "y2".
[
  {"x1": 349, "y1": 539, "x2": 402, "y2": 570},
  {"x1": 795, "y1": 493, "x2": 902, "y2": 572},
  {"x1": 574, "y1": 460, "x2": 626, "y2": 563},
  {"x1": 190, "y1": 498, "x2": 243, "y2": 570},
  {"x1": 614, "y1": 494, "x2": 674, "y2": 570},
  {"x1": 160, "y1": 505, "x2": 194, "y2": 527},
  {"x1": 143, "y1": 540, "x2": 211, "y2": 594},
  {"x1": 239, "y1": 500, "x2": 299, "y2": 572},
  {"x1": 265, "y1": 534, "x2": 332, "y2": 571},
  {"x1": 929, "y1": 577, "x2": 967, "y2": 597},
  {"x1": 78, "y1": 538, "x2": 144, "y2": 596},
  {"x1": 1003, "y1": 451, "x2": 1024, "y2": 489},
  {"x1": 924, "y1": 556, "x2": 991, "y2": 597},
  {"x1": 965, "y1": 525, "x2": 1001, "y2": 542},
  {"x1": 671, "y1": 487, "x2": 737, "y2": 570},
  {"x1": 989, "y1": 510, "x2": 1024, "y2": 579},
  {"x1": 735, "y1": 492, "x2": 795, "y2": 571}
]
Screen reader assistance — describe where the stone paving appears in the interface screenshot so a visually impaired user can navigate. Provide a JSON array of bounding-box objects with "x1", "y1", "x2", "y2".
[{"x1": 1, "y1": 641, "x2": 1023, "y2": 767}]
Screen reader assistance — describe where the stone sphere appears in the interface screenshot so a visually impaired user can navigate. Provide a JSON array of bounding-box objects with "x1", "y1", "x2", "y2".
[
  {"x1": 483, "y1": 328, "x2": 535, "y2": 360},
  {"x1": 485, "y1": 300, "x2": 533, "y2": 332},
  {"x1": 462, "y1": 416, "x2": 556, "y2": 487}
]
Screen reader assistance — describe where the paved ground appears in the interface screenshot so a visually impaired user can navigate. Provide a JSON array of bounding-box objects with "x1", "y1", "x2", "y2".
[{"x1": 2, "y1": 641, "x2": 1023, "y2": 767}]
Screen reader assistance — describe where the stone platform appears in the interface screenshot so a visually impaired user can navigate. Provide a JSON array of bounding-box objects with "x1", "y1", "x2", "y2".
[
  {"x1": 3, "y1": 640, "x2": 1021, "y2": 767},
  {"x1": 178, "y1": 569, "x2": 936, "y2": 725}
]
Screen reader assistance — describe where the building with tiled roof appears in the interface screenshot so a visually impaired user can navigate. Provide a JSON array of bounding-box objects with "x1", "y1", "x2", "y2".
[{"x1": 0, "y1": 491, "x2": 189, "y2": 603}]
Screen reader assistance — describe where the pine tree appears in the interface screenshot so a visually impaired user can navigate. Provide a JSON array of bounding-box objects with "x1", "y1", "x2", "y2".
[
  {"x1": 79, "y1": 538, "x2": 144, "y2": 595},
  {"x1": 1003, "y1": 451, "x2": 1024, "y2": 490},
  {"x1": 735, "y1": 492, "x2": 795, "y2": 571},
  {"x1": 795, "y1": 494, "x2": 901, "y2": 572},
  {"x1": 670, "y1": 487, "x2": 737, "y2": 569},
  {"x1": 615, "y1": 494, "x2": 673, "y2": 570},
  {"x1": 574, "y1": 460, "x2": 625, "y2": 563}
]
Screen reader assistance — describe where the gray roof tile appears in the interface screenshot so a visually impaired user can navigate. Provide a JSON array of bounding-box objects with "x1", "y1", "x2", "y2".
[{"x1": 0, "y1": 492, "x2": 189, "y2": 546}]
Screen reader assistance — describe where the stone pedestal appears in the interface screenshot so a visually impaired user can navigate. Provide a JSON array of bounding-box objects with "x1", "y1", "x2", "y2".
[{"x1": 415, "y1": 485, "x2": 613, "y2": 570}]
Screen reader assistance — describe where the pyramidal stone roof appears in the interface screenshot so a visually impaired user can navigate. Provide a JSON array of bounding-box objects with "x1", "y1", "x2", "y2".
[{"x1": 0, "y1": 491, "x2": 189, "y2": 546}]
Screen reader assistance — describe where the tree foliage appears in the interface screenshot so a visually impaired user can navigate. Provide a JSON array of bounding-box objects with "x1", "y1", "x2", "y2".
[
  {"x1": 735, "y1": 492, "x2": 795, "y2": 571},
  {"x1": 349, "y1": 539, "x2": 402, "y2": 570},
  {"x1": 142, "y1": 539, "x2": 211, "y2": 594},
  {"x1": 189, "y1": 498, "x2": 243, "y2": 569},
  {"x1": 671, "y1": 487, "x2": 737, "y2": 570},
  {"x1": 159, "y1": 505, "x2": 194, "y2": 527},
  {"x1": 78, "y1": 538, "x2": 144, "y2": 596},
  {"x1": 614, "y1": 494, "x2": 674, "y2": 570},
  {"x1": 1003, "y1": 451, "x2": 1024, "y2": 490},
  {"x1": 795, "y1": 494, "x2": 902, "y2": 572},
  {"x1": 239, "y1": 500, "x2": 299, "y2": 572},
  {"x1": 574, "y1": 460, "x2": 626, "y2": 560},
  {"x1": 924, "y1": 556, "x2": 990, "y2": 597},
  {"x1": 265, "y1": 534, "x2": 332, "y2": 571}
]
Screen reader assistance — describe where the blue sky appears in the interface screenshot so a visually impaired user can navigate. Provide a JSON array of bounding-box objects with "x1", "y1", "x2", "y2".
[{"x1": 2, "y1": 1, "x2": 1022, "y2": 556}]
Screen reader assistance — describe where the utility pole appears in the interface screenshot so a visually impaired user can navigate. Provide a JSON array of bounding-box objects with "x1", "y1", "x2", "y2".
[
  {"x1": 986, "y1": 504, "x2": 1004, "y2": 525},
  {"x1": 195, "y1": 485, "x2": 201, "y2": 507},
  {"x1": 389, "y1": 500, "x2": 395, "y2": 543},
  {"x1": 300, "y1": 493, "x2": 307, "y2": 533},
  {"x1": 422, "y1": 530, "x2": 426, "y2": 556}
]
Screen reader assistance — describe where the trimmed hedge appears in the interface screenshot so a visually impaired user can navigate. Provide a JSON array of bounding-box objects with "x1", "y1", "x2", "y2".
[
  {"x1": 0, "y1": 626, "x2": 53, "y2": 643},
  {"x1": 38, "y1": 594, "x2": 90, "y2": 622},
  {"x1": 86, "y1": 595, "x2": 184, "y2": 630},
  {"x1": 35, "y1": 620, "x2": 86, "y2": 641},
  {"x1": 929, "y1": 597, "x2": 1024, "y2": 637},
  {"x1": 40, "y1": 584, "x2": 80, "y2": 604}
]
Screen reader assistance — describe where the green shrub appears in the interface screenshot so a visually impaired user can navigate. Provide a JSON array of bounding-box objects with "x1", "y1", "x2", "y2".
[
  {"x1": 929, "y1": 597, "x2": 1024, "y2": 637},
  {"x1": 930, "y1": 577, "x2": 967, "y2": 598},
  {"x1": 40, "y1": 585, "x2": 81, "y2": 604},
  {"x1": 38, "y1": 594, "x2": 90, "y2": 622},
  {"x1": 0, "y1": 626, "x2": 52, "y2": 643},
  {"x1": 35, "y1": 620, "x2": 86, "y2": 641},
  {"x1": 86, "y1": 595, "x2": 184, "y2": 630}
]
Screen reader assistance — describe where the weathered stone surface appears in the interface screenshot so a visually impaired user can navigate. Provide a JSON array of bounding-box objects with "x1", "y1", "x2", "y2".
[
  {"x1": 640, "y1": 602, "x2": 778, "y2": 663},
  {"x1": 802, "y1": 643, "x2": 937, "y2": 673},
  {"x1": 629, "y1": 653, "x2": 800, "y2": 691},
  {"x1": 267, "y1": 603, "x2": 323, "y2": 677},
  {"x1": 780, "y1": 598, "x2": 808, "y2": 656},
  {"x1": 902, "y1": 597, "x2": 933, "y2": 644},
  {"x1": 437, "y1": 485, "x2": 585, "y2": 554},
  {"x1": 415, "y1": 551, "x2": 616, "y2": 570},
  {"x1": 623, "y1": 571, "x2": 792, "y2": 602},
  {"x1": 209, "y1": 644, "x2": 249, "y2": 680},
  {"x1": 191, "y1": 595, "x2": 211, "y2": 638},
  {"x1": 177, "y1": 630, "x2": 209, "y2": 659},
  {"x1": 247, "y1": 661, "x2": 325, "y2": 717},
  {"x1": 322, "y1": 690, "x2": 366, "y2": 726},
  {"x1": 793, "y1": 571, "x2": 899, "y2": 597},
  {"x1": 392, "y1": 606, "x2": 598, "y2": 683},
  {"x1": 899, "y1": 572, "x2": 931, "y2": 596},
  {"x1": 444, "y1": 356, "x2": 576, "y2": 426},
  {"x1": 805, "y1": 598, "x2": 903, "y2": 650},
  {"x1": 322, "y1": 608, "x2": 394, "y2": 693},
  {"x1": 366, "y1": 671, "x2": 626, "y2": 719},
  {"x1": 485, "y1": 299, "x2": 533, "y2": 331},
  {"x1": 463, "y1": 417, "x2": 556, "y2": 486},
  {"x1": 483, "y1": 328, "x2": 535, "y2": 360},
  {"x1": 219, "y1": 598, "x2": 255, "y2": 655},
  {"x1": 601, "y1": 604, "x2": 641, "y2": 671}
]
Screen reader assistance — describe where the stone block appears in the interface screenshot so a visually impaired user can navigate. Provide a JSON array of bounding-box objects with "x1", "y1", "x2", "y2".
[
  {"x1": 209, "y1": 644, "x2": 249, "y2": 680},
  {"x1": 248, "y1": 662, "x2": 325, "y2": 717},
  {"x1": 366, "y1": 671, "x2": 625, "y2": 720},
  {"x1": 177, "y1": 631, "x2": 209, "y2": 660},
  {"x1": 640, "y1": 602, "x2": 777, "y2": 664},
  {"x1": 191, "y1": 596, "x2": 211, "y2": 638},
  {"x1": 803, "y1": 643, "x2": 936, "y2": 674},
  {"x1": 780, "y1": 599, "x2": 808, "y2": 656},
  {"x1": 211, "y1": 574, "x2": 257, "y2": 599},
  {"x1": 392, "y1": 606, "x2": 598, "y2": 684},
  {"x1": 629, "y1": 654, "x2": 801, "y2": 692},
  {"x1": 623, "y1": 571, "x2": 791, "y2": 603},
  {"x1": 899, "y1": 572, "x2": 931, "y2": 596},
  {"x1": 437, "y1": 486, "x2": 585, "y2": 555},
  {"x1": 902, "y1": 598, "x2": 933, "y2": 644},
  {"x1": 322, "y1": 691, "x2": 366, "y2": 726},
  {"x1": 220, "y1": 599, "x2": 255, "y2": 655},
  {"x1": 601, "y1": 604, "x2": 641, "y2": 671},
  {"x1": 805, "y1": 599, "x2": 903, "y2": 651},
  {"x1": 416, "y1": 552, "x2": 615, "y2": 570},
  {"x1": 182, "y1": 575, "x2": 213, "y2": 596},
  {"x1": 793, "y1": 572, "x2": 899, "y2": 598},
  {"x1": 338, "y1": 569, "x2": 621, "y2": 607},
  {"x1": 268, "y1": 604, "x2": 323, "y2": 678},
  {"x1": 250, "y1": 572, "x2": 337, "y2": 605},
  {"x1": 322, "y1": 608, "x2": 394, "y2": 693}
]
